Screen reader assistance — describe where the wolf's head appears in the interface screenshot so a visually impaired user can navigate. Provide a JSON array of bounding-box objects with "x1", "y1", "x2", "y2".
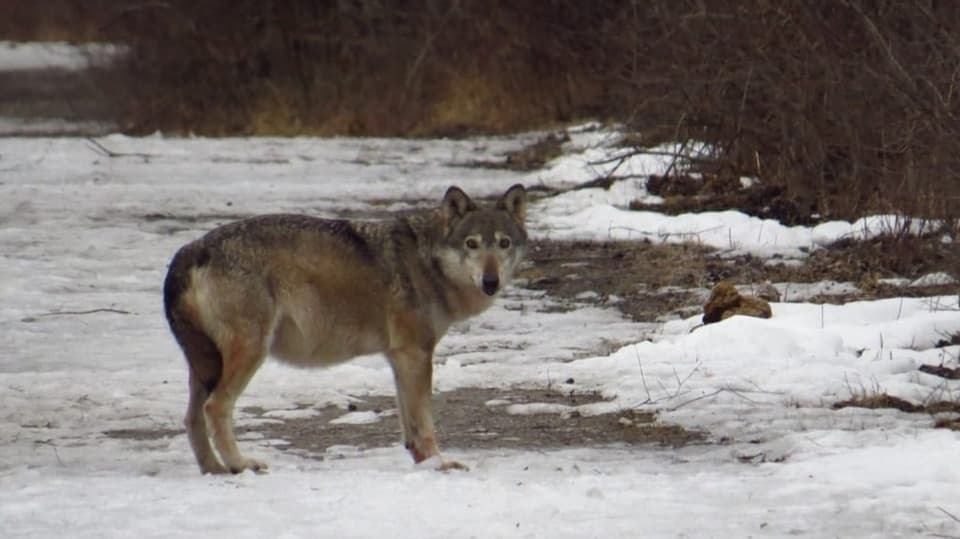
[{"x1": 436, "y1": 184, "x2": 527, "y2": 297}]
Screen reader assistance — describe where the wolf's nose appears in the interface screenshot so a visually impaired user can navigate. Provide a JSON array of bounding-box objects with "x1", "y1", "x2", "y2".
[{"x1": 482, "y1": 276, "x2": 499, "y2": 296}]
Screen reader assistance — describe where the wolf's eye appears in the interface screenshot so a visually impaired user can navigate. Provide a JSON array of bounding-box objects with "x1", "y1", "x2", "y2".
[
  {"x1": 465, "y1": 238, "x2": 479, "y2": 249},
  {"x1": 498, "y1": 238, "x2": 512, "y2": 249}
]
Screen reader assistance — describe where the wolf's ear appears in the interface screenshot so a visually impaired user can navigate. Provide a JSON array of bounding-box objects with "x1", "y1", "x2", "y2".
[
  {"x1": 442, "y1": 186, "x2": 477, "y2": 220},
  {"x1": 497, "y1": 184, "x2": 527, "y2": 224}
]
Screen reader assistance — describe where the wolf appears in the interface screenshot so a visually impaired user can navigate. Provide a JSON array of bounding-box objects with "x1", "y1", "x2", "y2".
[{"x1": 163, "y1": 184, "x2": 527, "y2": 474}]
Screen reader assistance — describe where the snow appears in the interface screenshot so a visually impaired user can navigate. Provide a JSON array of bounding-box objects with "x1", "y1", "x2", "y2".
[
  {"x1": 330, "y1": 411, "x2": 384, "y2": 425},
  {"x1": 532, "y1": 195, "x2": 937, "y2": 257},
  {"x1": 0, "y1": 41, "x2": 121, "y2": 71},
  {"x1": 912, "y1": 272, "x2": 958, "y2": 287},
  {"x1": 2, "y1": 45, "x2": 959, "y2": 538},
  {"x1": 529, "y1": 143, "x2": 940, "y2": 257}
]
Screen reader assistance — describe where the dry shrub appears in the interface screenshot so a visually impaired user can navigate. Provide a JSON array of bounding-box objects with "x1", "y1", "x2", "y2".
[
  {"x1": 611, "y1": 1, "x2": 960, "y2": 222},
  {"x1": 0, "y1": 0, "x2": 113, "y2": 42},
  {"x1": 93, "y1": 0, "x2": 619, "y2": 136}
]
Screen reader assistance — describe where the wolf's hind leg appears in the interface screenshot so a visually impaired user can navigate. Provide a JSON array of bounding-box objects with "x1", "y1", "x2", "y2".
[
  {"x1": 205, "y1": 334, "x2": 270, "y2": 474},
  {"x1": 169, "y1": 305, "x2": 229, "y2": 474},
  {"x1": 185, "y1": 373, "x2": 228, "y2": 474}
]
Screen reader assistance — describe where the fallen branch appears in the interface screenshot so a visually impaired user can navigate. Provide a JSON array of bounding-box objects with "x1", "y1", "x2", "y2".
[
  {"x1": 938, "y1": 506, "x2": 960, "y2": 525},
  {"x1": 629, "y1": 358, "x2": 702, "y2": 408},
  {"x1": 23, "y1": 308, "x2": 134, "y2": 322},
  {"x1": 930, "y1": 506, "x2": 960, "y2": 539},
  {"x1": 85, "y1": 138, "x2": 155, "y2": 161},
  {"x1": 666, "y1": 385, "x2": 773, "y2": 412},
  {"x1": 42, "y1": 308, "x2": 132, "y2": 316}
]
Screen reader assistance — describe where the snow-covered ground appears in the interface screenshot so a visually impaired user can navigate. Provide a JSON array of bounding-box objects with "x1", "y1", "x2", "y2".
[
  {"x1": 2, "y1": 130, "x2": 959, "y2": 538},
  {"x1": 2, "y1": 44, "x2": 959, "y2": 539}
]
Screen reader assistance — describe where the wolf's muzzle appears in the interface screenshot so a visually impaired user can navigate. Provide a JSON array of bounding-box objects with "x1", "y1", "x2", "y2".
[{"x1": 481, "y1": 276, "x2": 499, "y2": 296}]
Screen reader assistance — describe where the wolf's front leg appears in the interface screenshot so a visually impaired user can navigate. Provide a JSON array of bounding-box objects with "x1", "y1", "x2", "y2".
[
  {"x1": 386, "y1": 344, "x2": 468, "y2": 471},
  {"x1": 387, "y1": 344, "x2": 440, "y2": 461}
]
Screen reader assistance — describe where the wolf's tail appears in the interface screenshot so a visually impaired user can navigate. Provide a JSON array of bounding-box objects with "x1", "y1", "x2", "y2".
[{"x1": 163, "y1": 244, "x2": 222, "y2": 393}]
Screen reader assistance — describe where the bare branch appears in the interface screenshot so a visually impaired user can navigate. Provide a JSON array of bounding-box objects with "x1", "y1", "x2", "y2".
[{"x1": 22, "y1": 308, "x2": 135, "y2": 323}]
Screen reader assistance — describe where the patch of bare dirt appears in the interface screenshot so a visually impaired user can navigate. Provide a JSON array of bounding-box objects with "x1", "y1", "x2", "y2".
[
  {"x1": 934, "y1": 418, "x2": 960, "y2": 431},
  {"x1": 104, "y1": 387, "x2": 705, "y2": 457},
  {"x1": 254, "y1": 388, "x2": 703, "y2": 458},
  {"x1": 519, "y1": 232, "x2": 959, "y2": 323},
  {"x1": 104, "y1": 427, "x2": 180, "y2": 441},
  {"x1": 920, "y1": 364, "x2": 960, "y2": 379},
  {"x1": 831, "y1": 393, "x2": 960, "y2": 431},
  {"x1": 520, "y1": 239, "x2": 712, "y2": 322},
  {"x1": 831, "y1": 394, "x2": 923, "y2": 413}
]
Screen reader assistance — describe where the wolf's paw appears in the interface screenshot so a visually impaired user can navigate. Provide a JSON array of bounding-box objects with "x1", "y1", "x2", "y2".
[
  {"x1": 418, "y1": 455, "x2": 470, "y2": 472},
  {"x1": 436, "y1": 459, "x2": 470, "y2": 472},
  {"x1": 200, "y1": 461, "x2": 230, "y2": 475},
  {"x1": 228, "y1": 458, "x2": 269, "y2": 474}
]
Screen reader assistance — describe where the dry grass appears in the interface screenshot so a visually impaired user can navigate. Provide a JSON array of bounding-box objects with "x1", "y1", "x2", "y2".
[
  {"x1": 832, "y1": 394, "x2": 922, "y2": 413},
  {"x1": 247, "y1": 85, "x2": 307, "y2": 137},
  {"x1": 0, "y1": 0, "x2": 111, "y2": 42},
  {"x1": 415, "y1": 72, "x2": 559, "y2": 136}
]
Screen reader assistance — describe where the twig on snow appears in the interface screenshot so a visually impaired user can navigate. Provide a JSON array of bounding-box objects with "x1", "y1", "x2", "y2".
[
  {"x1": 39, "y1": 308, "x2": 133, "y2": 316},
  {"x1": 666, "y1": 385, "x2": 764, "y2": 412},
  {"x1": 34, "y1": 440, "x2": 64, "y2": 466},
  {"x1": 629, "y1": 359, "x2": 702, "y2": 408},
  {"x1": 929, "y1": 506, "x2": 960, "y2": 538},
  {"x1": 634, "y1": 347, "x2": 654, "y2": 404},
  {"x1": 85, "y1": 137, "x2": 154, "y2": 161},
  {"x1": 938, "y1": 506, "x2": 960, "y2": 524},
  {"x1": 23, "y1": 308, "x2": 134, "y2": 322}
]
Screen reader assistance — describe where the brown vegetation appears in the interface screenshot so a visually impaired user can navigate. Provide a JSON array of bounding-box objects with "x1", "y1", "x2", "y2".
[
  {"x1": 91, "y1": 1, "x2": 619, "y2": 136},
  {"x1": 0, "y1": 0, "x2": 112, "y2": 41},
  {"x1": 608, "y1": 1, "x2": 960, "y2": 223}
]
